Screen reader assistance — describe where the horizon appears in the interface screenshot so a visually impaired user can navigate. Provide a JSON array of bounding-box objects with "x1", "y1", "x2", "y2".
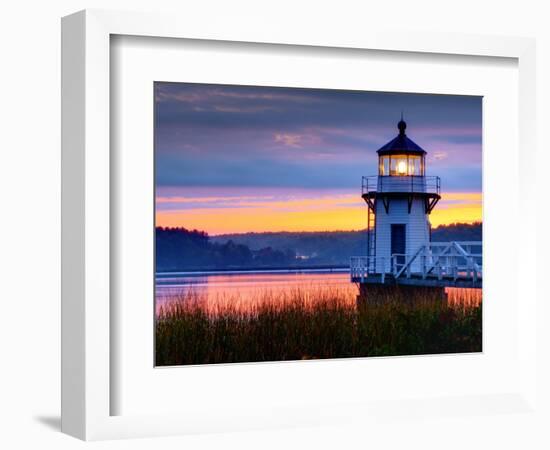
[
  {"x1": 156, "y1": 220, "x2": 482, "y2": 238},
  {"x1": 155, "y1": 83, "x2": 482, "y2": 234}
]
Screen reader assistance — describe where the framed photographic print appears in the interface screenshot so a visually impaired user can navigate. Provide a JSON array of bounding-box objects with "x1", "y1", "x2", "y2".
[
  {"x1": 62, "y1": 9, "x2": 538, "y2": 441},
  {"x1": 153, "y1": 82, "x2": 483, "y2": 367}
]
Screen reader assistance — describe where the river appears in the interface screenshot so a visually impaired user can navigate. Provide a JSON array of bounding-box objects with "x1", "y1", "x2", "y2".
[{"x1": 155, "y1": 269, "x2": 481, "y2": 316}]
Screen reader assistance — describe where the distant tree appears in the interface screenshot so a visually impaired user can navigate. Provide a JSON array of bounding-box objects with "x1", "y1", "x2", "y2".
[
  {"x1": 156, "y1": 223, "x2": 482, "y2": 271},
  {"x1": 253, "y1": 247, "x2": 293, "y2": 266},
  {"x1": 431, "y1": 222, "x2": 482, "y2": 242},
  {"x1": 216, "y1": 240, "x2": 253, "y2": 266},
  {"x1": 156, "y1": 227, "x2": 211, "y2": 270}
]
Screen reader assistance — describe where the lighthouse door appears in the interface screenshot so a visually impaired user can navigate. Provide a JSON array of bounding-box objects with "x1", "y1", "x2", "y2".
[{"x1": 391, "y1": 224, "x2": 406, "y2": 267}]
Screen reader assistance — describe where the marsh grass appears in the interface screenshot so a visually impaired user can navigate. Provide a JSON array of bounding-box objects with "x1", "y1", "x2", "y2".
[{"x1": 155, "y1": 287, "x2": 482, "y2": 366}]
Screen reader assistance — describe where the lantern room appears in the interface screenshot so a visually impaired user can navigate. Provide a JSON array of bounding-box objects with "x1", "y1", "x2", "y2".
[
  {"x1": 377, "y1": 119, "x2": 426, "y2": 177},
  {"x1": 378, "y1": 153, "x2": 424, "y2": 176}
]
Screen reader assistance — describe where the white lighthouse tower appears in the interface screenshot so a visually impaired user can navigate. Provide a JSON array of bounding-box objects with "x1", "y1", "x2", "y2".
[
  {"x1": 362, "y1": 117, "x2": 441, "y2": 275},
  {"x1": 351, "y1": 116, "x2": 482, "y2": 297}
]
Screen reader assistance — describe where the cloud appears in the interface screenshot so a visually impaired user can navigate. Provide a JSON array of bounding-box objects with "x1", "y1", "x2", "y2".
[
  {"x1": 157, "y1": 192, "x2": 363, "y2": 212},
  {"x1": 273, "y1": 132, "x2": 322, "y2": 148},
  {"x1": 155, "y1": 188, "x2": 482, "y2": 234},
  {"x1": 155, "y1": 82, "x2": 482, "y2": 194},
  {"x1": 274, "y1": 133, "x2": 304, "y2": 148},
  {"x1": 156, "y1": 83, "x2": 325, "y2": 105},
  {"x1": 431, "y1": 151, "x2": 448, "y2": 161}
]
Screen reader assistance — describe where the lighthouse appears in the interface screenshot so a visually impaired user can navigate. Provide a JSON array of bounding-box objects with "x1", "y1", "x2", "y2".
[
  {"x1": 351, "y1": 117, "x2": 482, "y2": 296},
  {"x1": 361, "y1": 117, "x2": 441, "y2": 276}
]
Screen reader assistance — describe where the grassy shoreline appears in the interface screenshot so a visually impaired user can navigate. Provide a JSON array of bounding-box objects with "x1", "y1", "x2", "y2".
[{"x1": 155, "y1": 288, "x2": 482, "y2": 366}]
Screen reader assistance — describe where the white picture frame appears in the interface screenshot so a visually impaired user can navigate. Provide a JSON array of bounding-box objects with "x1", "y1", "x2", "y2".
[{"x1": 61, "y1": 9, "x2": 538, "y2": 441}]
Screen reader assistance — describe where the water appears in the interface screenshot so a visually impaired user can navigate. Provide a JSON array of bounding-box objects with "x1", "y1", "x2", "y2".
[
  {"x1": 156, "y1": 270, "x2": 358, "y2": 315},
  {"x1": 155, "y1": 269, "x2": 481, "y2": 316}
]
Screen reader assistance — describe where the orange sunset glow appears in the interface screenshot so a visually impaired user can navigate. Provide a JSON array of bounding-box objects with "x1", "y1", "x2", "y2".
[{"x1": 155, "y1": 191, "x2": 482, "y2": 235}]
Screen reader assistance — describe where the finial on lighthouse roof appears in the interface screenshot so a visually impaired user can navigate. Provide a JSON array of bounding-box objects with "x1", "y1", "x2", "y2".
[
  {"x1": 377, "y1": 113, "x2": 425, "y2": 154},
  {"x1": 398, "y1": 111, "x2": 406, "y2": 135}
]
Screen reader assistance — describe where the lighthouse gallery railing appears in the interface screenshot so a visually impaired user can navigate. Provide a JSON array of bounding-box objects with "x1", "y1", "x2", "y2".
[{"x1": 362, "y1": 175, "x2": 441, "y2": 196}]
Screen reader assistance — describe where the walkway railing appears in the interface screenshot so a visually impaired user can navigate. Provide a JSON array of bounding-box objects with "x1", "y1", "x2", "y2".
[
  {"x1": 350, "y1": 256, "x2": 387, "y2": 283},
  {"x1": 350, "y1": 241, "x2": 482, "y2": 285}
]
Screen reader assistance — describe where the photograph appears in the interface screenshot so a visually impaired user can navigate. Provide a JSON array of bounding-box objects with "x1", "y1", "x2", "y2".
[{"x1": 154, "y1": 82, "x2": 483, "y2": 366}]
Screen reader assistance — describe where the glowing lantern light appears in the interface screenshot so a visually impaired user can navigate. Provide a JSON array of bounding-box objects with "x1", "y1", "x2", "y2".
[{"x1": 397, "y1": 160, "x2": 408, "y2": 175}]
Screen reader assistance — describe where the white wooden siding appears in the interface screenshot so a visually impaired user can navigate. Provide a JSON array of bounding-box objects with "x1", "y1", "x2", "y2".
[{"x1": 375, "y1": 198, "x2": 430, "y2": 272}]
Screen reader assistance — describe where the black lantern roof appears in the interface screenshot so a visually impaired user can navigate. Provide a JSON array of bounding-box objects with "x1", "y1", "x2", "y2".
[{"x1": 376, "y1": 118, "x2": 426, "y2": 155}]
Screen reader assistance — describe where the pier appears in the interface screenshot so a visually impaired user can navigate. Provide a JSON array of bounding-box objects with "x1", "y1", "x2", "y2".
[{"x1": 350, "y1": 241, "x2": 482, "y2": 289}]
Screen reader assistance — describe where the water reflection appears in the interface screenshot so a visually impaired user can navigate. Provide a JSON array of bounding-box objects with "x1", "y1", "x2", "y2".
[{"x1": 156, "y1": 271, "x2": 481, "y2": 316}]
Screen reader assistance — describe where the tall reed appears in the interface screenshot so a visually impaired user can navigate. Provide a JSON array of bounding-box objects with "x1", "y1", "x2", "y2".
[{"x1": 155, "y1": 287, "x2": 482, "y2": 366}]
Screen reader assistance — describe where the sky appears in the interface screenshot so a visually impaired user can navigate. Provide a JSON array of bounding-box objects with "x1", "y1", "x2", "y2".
[{"x1": 155, "y1": 82, "x2": 482, "y2": 235}]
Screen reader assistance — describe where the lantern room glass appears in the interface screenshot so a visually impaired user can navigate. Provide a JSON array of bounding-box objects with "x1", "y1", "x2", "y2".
[{"x1": 379, "y1": 154, "x2": 424, "y2": 176}]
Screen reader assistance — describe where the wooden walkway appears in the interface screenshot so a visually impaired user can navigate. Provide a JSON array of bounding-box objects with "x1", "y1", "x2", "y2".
[{"x1": 350, "y1": 241, "x2": 482, "y2": 289}]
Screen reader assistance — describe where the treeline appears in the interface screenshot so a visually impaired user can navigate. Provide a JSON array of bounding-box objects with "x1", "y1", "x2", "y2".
[
  {"x1": 212, "y1": 230, "x2": 364, "y2": 267},
  {"x1": 432, "y1": 221, "x2": 482, "y2": 242},
  {"x1": 157, "y1": 223, "x2": 482, "y2": 272},
  {"x1": 212, "y1": 222, "x2": 482, "y2": 266},
  {"x1": 156, "y1": 227, "x2": 295, "y2": 272}
]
